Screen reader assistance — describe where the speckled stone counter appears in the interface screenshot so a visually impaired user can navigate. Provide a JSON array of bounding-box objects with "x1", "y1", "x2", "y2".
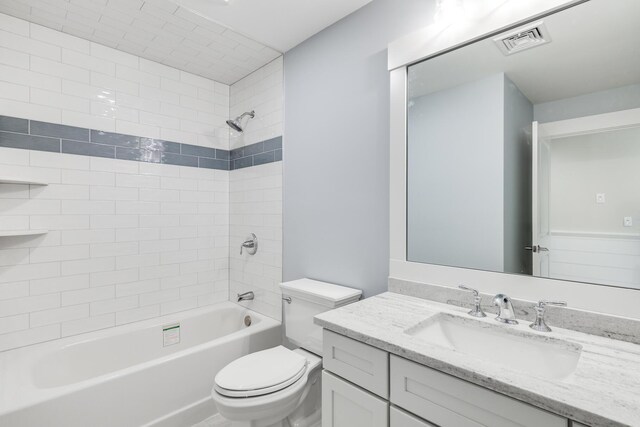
[{"x1": 315, "y1": 292, "x2": 640, "y2": 427}]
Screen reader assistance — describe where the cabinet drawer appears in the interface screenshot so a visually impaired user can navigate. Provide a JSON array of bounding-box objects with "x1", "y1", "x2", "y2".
[
  {"x1": 390, "y1": 356, "x2": 567, "y2": 427},
  {"x1": 323, "y1": 329, "x2": 389, "y2": 398},
  {"x1": 391, "y1": 406, "x2": 437, "y2": 427},
  {"x1": 322, "y1": 370, "x2": 389, "y2": 427}
]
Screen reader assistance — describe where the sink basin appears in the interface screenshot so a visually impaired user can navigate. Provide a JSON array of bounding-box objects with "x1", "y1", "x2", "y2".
[{"x1": 405, "y1": 313, "x2": 582, "y2": 380}]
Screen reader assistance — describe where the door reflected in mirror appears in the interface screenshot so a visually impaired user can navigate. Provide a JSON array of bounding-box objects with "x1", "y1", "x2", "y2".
[{"x1": 406, "y1": 0, "x2": 640, "y2": 290}]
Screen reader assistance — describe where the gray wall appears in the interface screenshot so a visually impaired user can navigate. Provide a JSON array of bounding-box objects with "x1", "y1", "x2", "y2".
[
  {"x1": 283, "y1": 0, "x2": 435, "y2": 297},
  {"x1": 534, "y1": 83, "x2": 640, "y2": 123},
  {"x1": 407, "y1": 74, "x2": 505, "y2": 272},
  {"x1": 503, "y1": 76, "x2": 533, "y2": 275}
]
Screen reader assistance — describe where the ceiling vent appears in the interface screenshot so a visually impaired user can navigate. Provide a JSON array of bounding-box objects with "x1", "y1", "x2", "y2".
[{"x1": 494, "y1": 21, "x2": 551, "y2": 56}]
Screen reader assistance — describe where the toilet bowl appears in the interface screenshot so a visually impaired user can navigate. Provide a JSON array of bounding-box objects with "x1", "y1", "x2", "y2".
[
  {"x1": 212, "y1": 347, "x2": 322, "y2": 427},
  {"x1": 211, "y1": 279, "x2": 361, "y2": 427}
]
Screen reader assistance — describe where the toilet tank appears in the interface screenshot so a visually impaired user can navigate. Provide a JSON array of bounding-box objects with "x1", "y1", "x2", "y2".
[{"x1": 281, "y1": 279, "x2": 361, "y2": 356}]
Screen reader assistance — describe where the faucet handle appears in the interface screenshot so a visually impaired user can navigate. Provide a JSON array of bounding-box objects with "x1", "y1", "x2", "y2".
[
  {"x1": 458, "y1": 285, "x2": 486, "y2": 318},
  {"x1": 458, "y1": 284, "x2": 479, "y2": 296},
  {"x1": 537, "y1": 300, "x2": 567, "y2": 309},
  {"x1": 240, "y1": 233, "x2": 258, "y2": 255},
  {"x1": 530, "y1": 300, "x2": 567, "y2": 332}
]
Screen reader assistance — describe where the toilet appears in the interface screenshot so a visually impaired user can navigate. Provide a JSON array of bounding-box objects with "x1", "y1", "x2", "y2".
[{"x1": 211, "y1": 279, "x2": 362, "y2": 427}]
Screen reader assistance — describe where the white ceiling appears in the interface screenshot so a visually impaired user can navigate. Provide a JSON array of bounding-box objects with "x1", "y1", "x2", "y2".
[
  {"x1": 172, "y1": 0, "x2": 372, "y2": 52},
  {"x1": 0, "y1": 0, "x2": 371, "y2": 85},
  {"x1": 408, "y1": 0, "x2": 640, "y2": 104}
]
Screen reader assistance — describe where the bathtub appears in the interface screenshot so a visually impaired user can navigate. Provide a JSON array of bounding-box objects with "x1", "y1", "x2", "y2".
[{"x1": 0, "y1": 302, "x2": 281, "y2": 427}]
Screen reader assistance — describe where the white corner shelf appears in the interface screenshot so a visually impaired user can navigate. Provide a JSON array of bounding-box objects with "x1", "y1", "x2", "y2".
[
  {"x1": 0, "y1": 177, "x2": 49, "y2": 186},
  {"x1": 0, "y1": 230, "x2": 49, "y2": 237}
]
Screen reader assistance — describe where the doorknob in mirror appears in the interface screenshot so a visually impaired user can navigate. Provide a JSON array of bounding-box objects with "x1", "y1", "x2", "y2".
[{"x1": 524, "y1": 245, "x2": 549, "y2": 253}]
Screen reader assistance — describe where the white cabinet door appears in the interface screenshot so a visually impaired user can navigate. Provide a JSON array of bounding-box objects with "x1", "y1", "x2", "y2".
[
  {"x1": 322, "y1": 370, "x2": 389, "y2": 427},
  {"x1": 390, "y1": 406, "x2": 437, "y2": 427},
  {"x1": 572, "y1": 422, "x2": 590, "y2": 427}
]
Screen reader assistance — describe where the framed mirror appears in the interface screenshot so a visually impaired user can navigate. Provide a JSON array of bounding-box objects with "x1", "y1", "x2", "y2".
[{"x1": 405, "y1": 0, "x2": 640, "y2": 290}]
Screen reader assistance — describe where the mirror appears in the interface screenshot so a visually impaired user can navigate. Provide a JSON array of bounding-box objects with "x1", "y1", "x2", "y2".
[{"x1": 406, "y1": 0, "x2": 640, "y2": 290}]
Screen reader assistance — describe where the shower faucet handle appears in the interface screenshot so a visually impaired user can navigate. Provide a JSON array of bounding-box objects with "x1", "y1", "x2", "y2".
[
  {"x1": 240, "y1": 233, "x2": 258, "y2": 255},
  {"x1": 458, "y1": 285, "x2": 486, "y2": 318}
]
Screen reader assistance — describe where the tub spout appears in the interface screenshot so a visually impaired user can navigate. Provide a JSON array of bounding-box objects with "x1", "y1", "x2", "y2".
[{"x1": 237, "y1": 291, "x2": 254, "y2": 302}]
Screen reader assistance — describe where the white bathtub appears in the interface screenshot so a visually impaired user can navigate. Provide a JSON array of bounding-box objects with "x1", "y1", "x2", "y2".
[{"x1": 0, "y1": 302, "x2": 281, "y2": 427}]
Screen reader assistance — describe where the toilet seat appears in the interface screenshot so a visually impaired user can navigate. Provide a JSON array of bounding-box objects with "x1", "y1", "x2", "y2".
[{"x1": 214, "y1": 346, "x2": 308, "y2": 398}]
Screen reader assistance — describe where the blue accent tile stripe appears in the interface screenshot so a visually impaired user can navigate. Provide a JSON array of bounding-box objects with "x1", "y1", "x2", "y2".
[
  {"x1": 232, "y1": 156, "x2": 253, "y2": 170},
  {"x1": 181, "y1": 144, "x2": 216, "y2": 159},
  {"x1": 199, "y1": 157, "x2": 230, "y2": 170},
  {"x1": 0, "y1": 131, "x2": 60, "y2": 153},
  {"x1": 116, "y1": 147, "x2": 161, "y2": 163},
  {"x1": 0, "y1": 115, "x2": 281, "y2": 171},
  {"x1": 162, "y1": 152, "x2": 198, "y2": 167},
  {"x1": 253, "y1": 151, "x2": 275, "y2": 166},
  {"x1": 229, "y1": 136, "x2": 283, "y2": 170},
  {"x1": 243, "y1": 142, "x2": 264, "y2": 156},
  {"x1": 263, "y1": 136, "x2": 283, "y2": 152},
  {"x1": 0, "y1": 116, "x2": 28, "y2": 134},
  {"x1": 215, "y1": 149, "x2": 230, "y2": 160},
  {"x1": 140, "y1": 138, "x2": 180, "y2": 153},
  {"x1": 91, "y1": 130, "x2": 141, "y2": 148},
  {"x1": 32, "y1": 121, "x2": 90, "y2": 142},
  {"x1": 63, "y1": 140, "x2": 115, "y2": 158}
]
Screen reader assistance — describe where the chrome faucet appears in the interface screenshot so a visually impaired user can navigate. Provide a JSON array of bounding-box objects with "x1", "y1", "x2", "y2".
[
  {"x1": 458, "y1": 285, "x2": 486, "y2": 318},
  {"x1": 240, "y1": 233, "x2": 258, "y2": 255},
  {"x1": 237, "y1": 291, "x2": 254, "y2": 302},
  {"x1": 493, "y1": 294, "x2": 518, "y2": 324},
  {"x1": 529, "y1": 300, "x2": 567, "y2": 332}
]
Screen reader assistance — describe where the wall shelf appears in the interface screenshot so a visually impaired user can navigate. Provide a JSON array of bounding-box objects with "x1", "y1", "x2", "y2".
[
  {"x1": 0, "y1": 177, "x2": 49, "y2": 186},
  {"x1": 0, "y1": 179, "x2": 49, "y2": 237},
  {"x1": 0, "y1": 230, "x2": 49, "y2": 237}
]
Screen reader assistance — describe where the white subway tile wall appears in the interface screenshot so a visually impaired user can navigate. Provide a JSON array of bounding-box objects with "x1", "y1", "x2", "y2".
[
  {"x1": 0, "y1": 13, "x2": 284, "y2": 351},
  {"x1": 230, "y1": 57, "x2": 284, "y2": 149},
  {"x1": 0, "y1": 148, "x2": 229, "y2": 352},
  {"x1": 229, "y1": 62, "x2": 284, "y2": 320},
  {"x1": 0, "y1": 13, "x2": 230, "y2": 150},
  {"x1": 230, "y1": 162, "x2": 283, "y2": 320}
]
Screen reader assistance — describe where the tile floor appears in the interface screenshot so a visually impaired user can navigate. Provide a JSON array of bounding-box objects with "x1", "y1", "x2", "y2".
[{"x1": 192, "y1": 413, "x2": 231, "y2": 427}]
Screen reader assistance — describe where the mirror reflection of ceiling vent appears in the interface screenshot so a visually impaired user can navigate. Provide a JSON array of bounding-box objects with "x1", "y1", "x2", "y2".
[{"x1": 494, "y1": 21, "x2": 551, "y2": 55}]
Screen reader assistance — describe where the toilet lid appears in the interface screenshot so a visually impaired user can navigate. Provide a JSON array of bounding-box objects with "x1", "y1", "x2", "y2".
[{"x1": 214, "y1": 346, "x2": 308, "y2": 398}]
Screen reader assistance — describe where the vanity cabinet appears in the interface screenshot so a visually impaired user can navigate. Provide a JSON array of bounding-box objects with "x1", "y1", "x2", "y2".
[
  {"x1": 322, "y1": 370, "x2": 389, "y2": 427},
  {"x1": 322, "y1": 330, "x2": 571, "y2": 427},
  {"x1": 390, "y1": 407, "x2": 436, "y2": 427}
]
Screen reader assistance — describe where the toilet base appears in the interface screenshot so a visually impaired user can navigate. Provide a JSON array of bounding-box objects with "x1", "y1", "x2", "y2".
[
  {"x1": 226, "y1": 368, "x2": 322, "y2": 427},
  {"x1": 228, "y1": 408, "x2": 320, "y2": 427}
]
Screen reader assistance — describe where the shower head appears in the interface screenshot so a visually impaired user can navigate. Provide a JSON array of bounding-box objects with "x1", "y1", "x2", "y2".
[
  {"x1": 226, "y1": 110, "x2": 255, "y2": 133},
  {"x1": 226, "y1": 120, "x2": 243, "y2": 132}
]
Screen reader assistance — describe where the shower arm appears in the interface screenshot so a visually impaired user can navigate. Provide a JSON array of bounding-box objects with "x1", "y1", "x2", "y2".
[{"x1": 237, "y1": 111, "x2": 255, "y2": 120}]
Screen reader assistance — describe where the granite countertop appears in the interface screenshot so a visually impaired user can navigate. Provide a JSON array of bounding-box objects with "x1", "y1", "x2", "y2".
[{"x1": 314, "y1": 292, "x2": 640, "y2": 427}]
